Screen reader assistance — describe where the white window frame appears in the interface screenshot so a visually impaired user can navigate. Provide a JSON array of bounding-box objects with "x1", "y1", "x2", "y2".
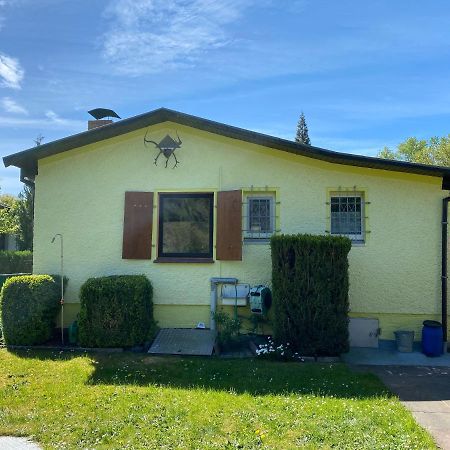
[
  {"x1": 330, "y1": 192, "x2": 364, "y2": 243},
  {"x1": 244, "y1": 194, "x2": 275, "y2": 240}
]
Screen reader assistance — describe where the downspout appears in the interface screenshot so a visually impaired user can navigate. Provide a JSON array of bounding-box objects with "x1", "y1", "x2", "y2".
[
  {"x1": 442, "y1": 197, "x2": 450, "y2": 350},
  {"x1": 20, "y1": 169, "x2": 36, "y2": 207},
  {"x1": 20, "y1": 167, "x2": 35, "y2": 189},
  {"x1": 20, "y1": 170, "x2": 35, "y2": 252}
]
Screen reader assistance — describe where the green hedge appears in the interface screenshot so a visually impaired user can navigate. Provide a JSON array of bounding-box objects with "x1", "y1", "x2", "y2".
[
  {"x1": 78, "y1": 275, "x2": 155, "y2": 348},
  {"x1": 271, "y1": 234, "x2": 352, "y2": 356},
  {"x1": 0, "y1": 250, "x2": 32, "y2": 274},
  {"x1": 0, "y1": 275, "x2": 60, "y2": 345}
]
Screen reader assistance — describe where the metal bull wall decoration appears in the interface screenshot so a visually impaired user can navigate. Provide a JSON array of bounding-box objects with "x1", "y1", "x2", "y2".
[{"x1": 144, "y1": 130, "x2": 182, "y2": 168}]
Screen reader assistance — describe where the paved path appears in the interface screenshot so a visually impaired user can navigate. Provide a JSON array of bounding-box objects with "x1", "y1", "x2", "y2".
[
  {"x1": 0, "y1": 437, "x2": 41, "y2": 449},
  {"x1": 362, "y1": 365, "x2": 450, "y2": 450},
  {"x1": 343, "y1": 347, "x2": 450, "y2": 366}
]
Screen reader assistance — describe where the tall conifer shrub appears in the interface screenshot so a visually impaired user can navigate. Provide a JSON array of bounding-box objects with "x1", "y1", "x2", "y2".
[{"x1": 271, "y1": 234, "x2": 351, "y2": 356}]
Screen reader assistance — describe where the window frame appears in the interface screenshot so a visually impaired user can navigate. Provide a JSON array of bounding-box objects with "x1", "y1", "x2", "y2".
[
  {"x1": 329, "y1": 192, "x2": 365, "y2": 243},
  {"x1": 157, "y1": 192, "x2": 214, "y2": 259},
  {"x1": 244, "y1": 193, "x2": 275, "y2": 241}
]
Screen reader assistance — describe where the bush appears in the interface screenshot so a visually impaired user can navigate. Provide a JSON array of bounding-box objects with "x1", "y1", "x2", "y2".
[
  {"x1": 78, "y1": 275, "x2": 155, "y2": 348},
  {"x1": 213, "y1": 310, "x2": 241, "y2": 350},
  {"x1": 271, "y1": 234, "x2": 351, "y2": 356},
  {"x1": 0, "y1": 250, "x2": 32, "y2": 274},
  {"x1": 0, "y1": 275, "x2": 60, "y2": 345}
]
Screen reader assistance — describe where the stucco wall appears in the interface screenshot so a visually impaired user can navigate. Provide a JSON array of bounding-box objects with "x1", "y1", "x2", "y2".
[{"x1": 33, "y1": 122, "x2": 447, "y2": 339}]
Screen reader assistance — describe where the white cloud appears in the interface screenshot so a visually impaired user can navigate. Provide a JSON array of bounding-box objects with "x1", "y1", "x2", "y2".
[
  {"x1": 0, "y1": 52, "x2": 24, "y2": 89},
  {"x1": 0, "y1": 1, "x2": 22, "y2": 31},
  {"x1": 102, "y1": 0, "x2": 252, "y2": 75},
  {"x1": 0, "y1": 112, "x2": 84, "y2": 130},
  {"x1": 44, "y1": 109, "x2": 85, "y2": 128},
  {"x1": 1, "y1": 96, "x2": 27, "y2": 114},
  {"x1": 45, "y1": 109, "x2": 64, "y2": 123}
]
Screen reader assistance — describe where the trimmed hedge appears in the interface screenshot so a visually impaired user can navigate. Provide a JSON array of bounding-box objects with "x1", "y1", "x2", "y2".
[
  {"x1": 0, "y1": 250, "x2": 32, "y2": 274},
  {"x1": 271, "y1": 234, "x2": 352, "y2": 356},
  {"x1": 0, "y1": 275, "x2": 60, "y2": 345},
  {"x1": 78, "y1": 275, "x2": 155, "y2": 348}
]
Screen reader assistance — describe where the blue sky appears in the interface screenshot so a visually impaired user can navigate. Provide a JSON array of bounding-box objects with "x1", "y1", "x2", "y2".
[{"x1": 1, "y1": 0, "x2": 450, "y2": 195}]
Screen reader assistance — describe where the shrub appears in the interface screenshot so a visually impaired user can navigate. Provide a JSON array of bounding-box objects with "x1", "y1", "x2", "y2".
[
  {"x1": 0, "y1": 274, "x2": 60, "y2": 345},
  {"x1": 213, "y1": 310, "x2": 241, "y2": 349},
  {"x1": 78, "y1": 275, "x2": 155, "y2": 348},
  {"x1": 0, "y1": 250, "x2": 32, "y2": 274},
  {"x1": 271, "y1": 234, "x2": 351, "y2": 356}
]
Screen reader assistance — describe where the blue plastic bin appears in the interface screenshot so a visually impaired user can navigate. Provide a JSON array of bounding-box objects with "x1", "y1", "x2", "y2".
[{"x1": 422, "y1": 320, "x2": 443, "y2": 357}]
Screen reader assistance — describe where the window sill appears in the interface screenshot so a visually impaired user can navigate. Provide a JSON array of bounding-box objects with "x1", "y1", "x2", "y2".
[
  {"x1": 154, "y1": 257, "x2": 215, "y2": 264},
  {"x1": 330, "y1": 233, "x2": 365, "y2": 246},
  {"x1": 244, "y1": 238, "x2": 271, "y2": 245}
]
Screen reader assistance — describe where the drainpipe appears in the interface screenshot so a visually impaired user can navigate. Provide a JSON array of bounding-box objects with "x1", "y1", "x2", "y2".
[
  {"x1": 210, "y1": 277, "x2": 238, "y2": 330},
  {"x1": 442, "y1": 197, "x2": 450, "y2": 350}
]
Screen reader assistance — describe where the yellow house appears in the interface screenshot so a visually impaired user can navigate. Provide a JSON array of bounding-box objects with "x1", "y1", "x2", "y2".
[{"x1": 3, "y1": 108, "x2": 450, "y2": 348}]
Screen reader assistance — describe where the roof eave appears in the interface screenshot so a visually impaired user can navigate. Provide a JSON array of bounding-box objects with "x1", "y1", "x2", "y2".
[{"x1": 4, "y1": 107, "x2": 450, "y2": 181}]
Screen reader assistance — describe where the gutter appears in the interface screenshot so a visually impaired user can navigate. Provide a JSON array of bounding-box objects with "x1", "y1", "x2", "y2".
[
  {"x1": 4, "y1": 107, "x2": 450, "y2": 182},
  {"x1": 442, "y1": 197, "x2": 450, "y2": 348}
]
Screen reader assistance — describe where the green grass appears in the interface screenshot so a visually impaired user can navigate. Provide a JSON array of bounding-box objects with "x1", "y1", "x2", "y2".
[{"x1": 0, "y1": 349, "x2": 435, "y2": 449}]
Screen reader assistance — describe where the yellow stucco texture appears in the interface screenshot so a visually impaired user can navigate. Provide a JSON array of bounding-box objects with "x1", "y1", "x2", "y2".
[{"x1": 33, "y1": 122, "x2": 446, "y2": 332}]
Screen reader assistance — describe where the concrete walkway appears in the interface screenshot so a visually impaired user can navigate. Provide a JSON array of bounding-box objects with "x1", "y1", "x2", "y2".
[
  {"x1": 359, "y1": 365, "x2": 450, "y2": 450},
  {"x1": 0, "y1": 437, "x2": 41, "y2": 449},
  {"x1": 342, "y1": 347, "x2": 450, "y2": 366}
]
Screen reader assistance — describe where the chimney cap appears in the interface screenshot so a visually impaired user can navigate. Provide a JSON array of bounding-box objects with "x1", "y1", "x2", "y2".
[{"x1": 88, "y1": 108, "x2": 121, "y2": 120}]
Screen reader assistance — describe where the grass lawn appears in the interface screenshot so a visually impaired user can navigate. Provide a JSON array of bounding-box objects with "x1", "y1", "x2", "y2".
[{"x1": 0, "y1": 349, "x2": 435, "y2": 449}]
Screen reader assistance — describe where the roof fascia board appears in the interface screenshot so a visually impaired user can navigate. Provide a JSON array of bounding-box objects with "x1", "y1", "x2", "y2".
[{"x1": 3, "y1": 108, "x2": 450, "y2": 180}]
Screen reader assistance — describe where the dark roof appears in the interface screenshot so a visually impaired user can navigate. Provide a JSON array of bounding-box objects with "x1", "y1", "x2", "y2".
[{"x1": 4, "y1": 107, "x2": 450, "y2": 185}]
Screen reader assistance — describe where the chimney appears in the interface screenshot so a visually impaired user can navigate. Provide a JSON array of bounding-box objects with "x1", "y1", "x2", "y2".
[
  {"x1": 87, "y1": 108, "x2": 121, "y2": 130},
  {"x1": 88, "y1": 119, "x2": 113, "y2": 130}
]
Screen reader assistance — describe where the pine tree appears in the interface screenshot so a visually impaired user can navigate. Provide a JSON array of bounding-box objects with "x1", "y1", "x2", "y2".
[{"x1": 295, "y1": 112, "x2": 311, "y2": 145}]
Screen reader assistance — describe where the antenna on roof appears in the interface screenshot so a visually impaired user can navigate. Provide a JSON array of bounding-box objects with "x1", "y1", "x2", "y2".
[{"x1": 88, "y1": 108, "x2": 121, "y2": 120}]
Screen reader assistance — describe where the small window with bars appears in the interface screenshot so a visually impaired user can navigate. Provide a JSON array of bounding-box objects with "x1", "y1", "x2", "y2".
[
  {"x1": 245, "y1": 195, "x2": 275, "y2": 240},
  {"x1": 330, "y1": 193, "x2": 364, "y2": 242}
]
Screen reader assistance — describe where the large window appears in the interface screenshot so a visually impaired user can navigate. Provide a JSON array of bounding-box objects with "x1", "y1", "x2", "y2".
[
  {"x1": 330, "y1": 193, "x2": 364, "y2": 242},
  {"x1": 158, "y1": 193, "x2": 214, "y2": 259}
]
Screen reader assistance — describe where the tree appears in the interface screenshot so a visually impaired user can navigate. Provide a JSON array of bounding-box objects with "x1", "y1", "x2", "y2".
[
  {"x1": 13, "y1": 135, "x2": 40, "y2": 251},
  {"x1": 378, "y1": 146, "x2": 396, "y2": 160},
  {"x1": 378, "y1": 135, "x2": 450, "y2": 166},
  {"x1": 0, "y1": 134, "x2": 38, "y2": 250},
  {"x1": 295, "y1": 112, "x2": 311, "y2": 145},
  {"x1": 0, "y1": 194, "x2": 19, "y2": 235},
  {"x1": 16, "y1": 185, "x2": 34, "y2": 251},
  {"x1": 0, "y1": 188, "x2": 33, "y2": 251}
]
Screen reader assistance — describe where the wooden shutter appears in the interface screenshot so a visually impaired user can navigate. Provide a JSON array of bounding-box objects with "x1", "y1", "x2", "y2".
[
  {"x1": 216, "y1": 190, "x2": 242, "y2": 261},
  {"x1": 122, "y1": 192, "x2": 153, "y2": 259}
]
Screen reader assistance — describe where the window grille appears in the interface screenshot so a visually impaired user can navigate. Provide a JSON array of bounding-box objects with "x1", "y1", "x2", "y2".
[
  {"x1": 243, "y1": 195, "x2": 275, "y2": 239},
  {"x1": 330, "y1": 194, "x2": 364, "y2": 242}
]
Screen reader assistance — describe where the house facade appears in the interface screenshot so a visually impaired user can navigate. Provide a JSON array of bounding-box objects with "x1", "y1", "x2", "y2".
[{"x1": 4, "y1": 108, "x2": 450, "y2": 346}]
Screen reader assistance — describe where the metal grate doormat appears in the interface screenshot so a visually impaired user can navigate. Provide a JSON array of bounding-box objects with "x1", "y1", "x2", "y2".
[{"x1": 148, "y1": 328, "x2": 217, "y2": 356}]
